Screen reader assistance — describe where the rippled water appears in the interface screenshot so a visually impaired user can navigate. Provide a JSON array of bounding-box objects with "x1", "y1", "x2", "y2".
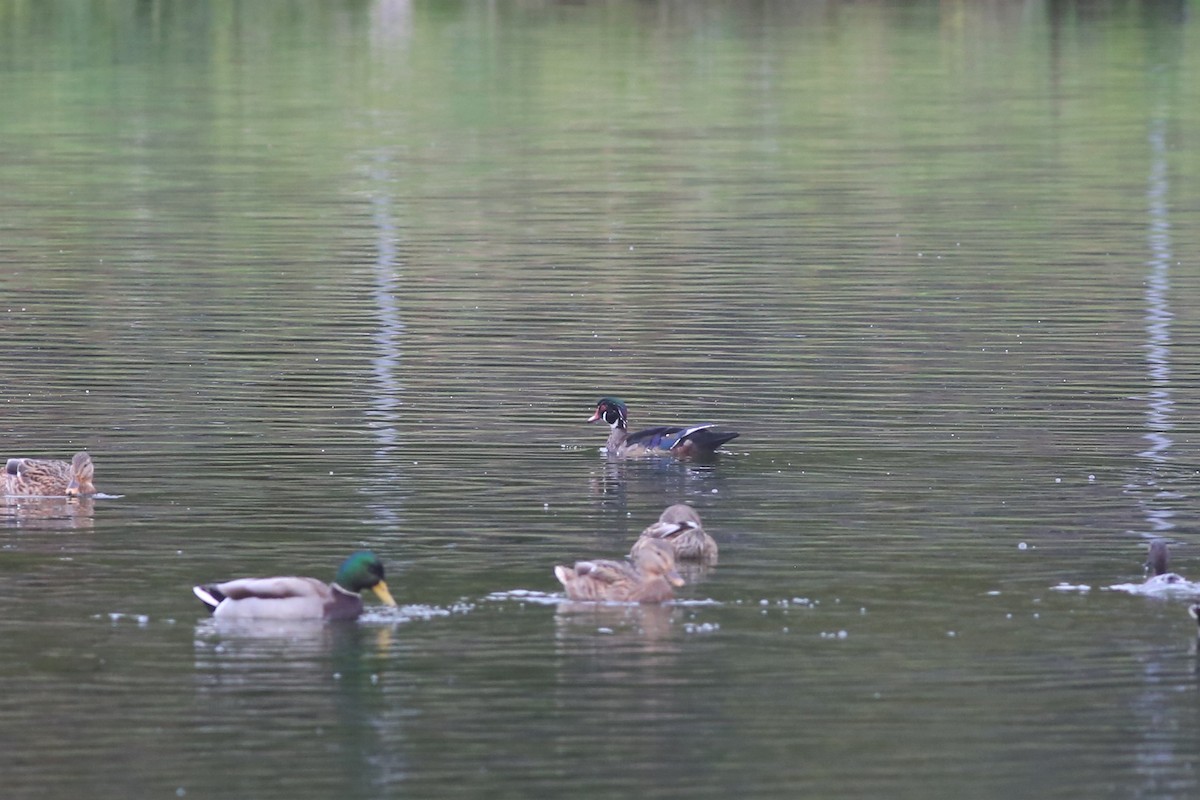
[{"x1": 2, "y1": 1, "x2": 1200, "y2": 798}]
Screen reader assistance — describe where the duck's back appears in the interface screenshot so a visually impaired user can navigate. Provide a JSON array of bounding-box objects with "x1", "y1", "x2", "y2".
[
  {"x1": 203, "y1": 576, "x2": 360, "y2": 620},
  {"x1": 4, "y1": 458, "x2": 73, "y2": 496}
]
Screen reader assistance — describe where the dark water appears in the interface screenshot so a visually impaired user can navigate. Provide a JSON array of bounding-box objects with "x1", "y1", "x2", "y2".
[{"x1": 2, "y1": 1, "x2": 1200, "y2": 797}]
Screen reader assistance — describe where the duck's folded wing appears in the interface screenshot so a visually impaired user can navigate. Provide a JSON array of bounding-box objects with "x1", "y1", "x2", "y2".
[
  {"x1": 573, "y1": 559, "x2": 635, "y2": 584},
  {"x1": 14, "y1": 458, "x2": 71, "y2": 481},
  {"x1": 639, "y1": 520, "x2": 698, "y2": 540},
  {"x1": 213, "y1": 576, "x2": 328, "y2": 600},
  {"x1": 623, "y1": 425, "x2": 691, "y2": 449}
]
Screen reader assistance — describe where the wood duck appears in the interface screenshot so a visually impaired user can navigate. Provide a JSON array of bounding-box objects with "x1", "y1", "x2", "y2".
[
  {"x1": 3, "y1": 452, "x2": 96, "y2": 497},
  {"x1": 632, "y1": 503, "x2": 718, "y2": 565},
  {"x1": 554, "y1": 539, "x2": 685, "y2": 603},
  {"x1": 586, "y1": 397, "x2": 739, "y2": 459},
  {"x1": 193, "y1": 551, "x2": 398, "y2": 621}
]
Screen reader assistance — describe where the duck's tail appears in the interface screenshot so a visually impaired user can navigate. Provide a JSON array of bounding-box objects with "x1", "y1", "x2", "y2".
[{"x1": 192, "y1": 585, "x2": 226, "y2": 613}]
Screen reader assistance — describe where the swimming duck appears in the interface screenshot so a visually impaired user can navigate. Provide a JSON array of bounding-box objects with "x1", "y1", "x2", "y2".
[
  {"x1": 554, "y1": 539, "x2": 685, "y2": 603},
  {"x1": 587, "y1": 397, "x2": 739, "y2": 459},
  {"x1": 3, "y1": 452, "x2": 95, "y2": 497},
  {"x1": 632, "y1": 503, "x2": 718, "y2": 565},
  {"x1": 193, "y1": 551, "x2": 398, "y2": 621},
  {"x1": 1145, "y1": 539, "x2": 1184, "y2": 582}
]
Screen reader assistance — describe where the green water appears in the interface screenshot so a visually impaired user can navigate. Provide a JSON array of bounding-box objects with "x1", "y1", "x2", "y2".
[{"x1": 2, "y1": 1, "x2": 1200, "y2": 798}]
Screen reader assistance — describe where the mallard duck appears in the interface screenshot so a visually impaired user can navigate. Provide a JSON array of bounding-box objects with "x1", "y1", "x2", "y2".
[
  {"x1": 193, "y1": 551, "x2": 398, "y2": 621},
  {"x1": 554, "y1": 538, "x2": 685, "y2": 603},
  {"x1": 632, "y1": 503, "x2": 718, "y2": 565},
  {"x1": 587, "y1": 397, "x2": 739, "y2": 459},
  {"x1": 3, "y1": 452, "x2": 95, "y2": 497}
]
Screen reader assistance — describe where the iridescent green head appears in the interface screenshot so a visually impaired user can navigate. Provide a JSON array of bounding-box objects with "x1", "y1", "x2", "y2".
[
  {"x1": 335, "y1": 551, "x2": 396, "y2": 606},
  {"x1": 587, "y1": 397, "x2": 628, "y2": 429}
]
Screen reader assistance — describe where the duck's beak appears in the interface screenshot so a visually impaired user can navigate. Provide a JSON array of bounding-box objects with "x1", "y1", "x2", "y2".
[
  {"x1": 371, "y1": 580, "x2": 398, "y2": 607},
  {"x1": 587, "y1": 408, "x2": 602, "y2": 423},
  {"x1": 667, "y1": 569, "x2": 685, "y2": 588}
]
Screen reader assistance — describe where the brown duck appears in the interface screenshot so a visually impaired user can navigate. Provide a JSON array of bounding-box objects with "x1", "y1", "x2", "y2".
[
  {"x1": 554, "y1": 538, "x2": 685, "y2": 603},
  {"x1": 632, "y1": 503, "x2": 718, "y2": 565},
  {"x1": 3, "y1": 452, "x2": 96, "y2": 497}
]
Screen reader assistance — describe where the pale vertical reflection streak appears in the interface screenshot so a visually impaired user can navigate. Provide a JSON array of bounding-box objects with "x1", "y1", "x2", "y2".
[
  {"x1": 1132, "y1": 111, "x2": 1180, "y2": 800},
  {"x1": 1136, "y1": 116, "x2": 1175, "y2": 534},
  {"x1": 366, "y1": 156, "x2": 405, "y2": 473}
]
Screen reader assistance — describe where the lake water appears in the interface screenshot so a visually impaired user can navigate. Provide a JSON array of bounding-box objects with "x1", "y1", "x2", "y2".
[{"x1": 2, "y1": 1, "x2": 1200, "y2": 797}]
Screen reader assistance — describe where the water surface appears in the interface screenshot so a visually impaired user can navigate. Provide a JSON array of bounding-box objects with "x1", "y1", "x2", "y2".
[{"x1": 2, "y1": 1, "x2": 1200, "y2": 798}]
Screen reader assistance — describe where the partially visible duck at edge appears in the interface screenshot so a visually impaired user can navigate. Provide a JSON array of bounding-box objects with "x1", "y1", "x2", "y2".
[
  {"x1": 1145, "y1": 539, "x2": 1186, "y2": 585},
  {"x1": 3, "y1": 451, "x2": 95, "y2": 497},
  {"x1": 193, "y1": 551, "x2": 398, "y2": 621},
  {"x1": 632, "y1": 503, "x2": 718, "y2": 565},
  {"x1": 554, "y1": 538, "x2": 685, "y2": 604},
  {"x1": 586, "y1": 397, "x2": 739, "y2": 459}
]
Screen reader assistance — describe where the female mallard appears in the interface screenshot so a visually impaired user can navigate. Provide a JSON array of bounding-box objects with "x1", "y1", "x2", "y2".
[
  {"x1": 632, "y1": 503, "x2": 718, "y2": 565},
  {"x1": 3, "y1": 452, "x2": 95, "y2": 497},
  {"x1": 193, "y1": 551, "x2": 397, "y2": 621},
  {"x1": 587, "y1": 397, "x2": 739, "y2": 459},
  {"x1": 554, "y1": 539, "x2": 685, "y2": 603}
]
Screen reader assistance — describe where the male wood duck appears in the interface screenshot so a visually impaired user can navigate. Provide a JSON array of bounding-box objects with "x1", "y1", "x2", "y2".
[
  {"x1": 586, "y1": 397, "x2": 739, "y2": 459},
  {"x1": 632, "y1": 503, "x2": 718, "y2": 565},
  {"x1": 554, "y1": 539, "x2": 685, "y2": 603},
  {"x1": 3, "y1": 452, "x2": 95, "y2": 497},
  {"x1": 193, "y1": 551, "x2": 398, "y2": 621}
]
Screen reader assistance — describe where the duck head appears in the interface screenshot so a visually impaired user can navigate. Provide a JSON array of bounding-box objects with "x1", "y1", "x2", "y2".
[
  {"x1": 632, "y1": 538, "x2": 685, "y2": 588},
  {"x1": 335, "y1": 551, "x2": 398, "y2": 606},
  {"x1": 65, "y1": 452, "x2": 95, "y2": 497},
  {"x1": 587, "y1": 397, "x2": 628, "y2": 429}
]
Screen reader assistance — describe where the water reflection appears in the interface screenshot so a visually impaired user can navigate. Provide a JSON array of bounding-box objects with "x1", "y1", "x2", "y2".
[
  {"x1": 365, "y1": 155, "x2": 406, "y2": 459},
  {"x1": 587, "y1": 457, "x2": 730, "y2": 512},
  {"x1": 193, "y1": 620, "x2": 406, "y2": 794},
  {"x1": 1130, "y1": 77, "x2": 1188, "y2": 795},
  {"x1": 1131, "y1": 642, "x2": 1193, "y2": 798},
  {"x1": 192, "y1": 618, "x2": 392, "y2": 676},
  {"x1": 0, "y1": 496, "x2": 94, "y2": 530},
  {"x1": 554, "y1": 602, "x2": 681, "y2": 645},
  {"x1": 1129, "y1": 115, "x2": 1177, "y2": 535},
  {"x1": 362, "y1": 154, "x2": 407, "y2": 532}
]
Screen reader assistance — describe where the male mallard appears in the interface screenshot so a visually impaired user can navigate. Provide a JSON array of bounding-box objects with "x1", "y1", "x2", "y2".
[
  {"x1": 193, "y1": 551, "x2": 398, "y2": 621},
  {"x1": 632, "y1": 503, "x2": 718, "y2": 565},
  {"x1": 3, "y1": 452, "x2": 95, "y2": 497},
  {"x1": 554, "y1": 538, "x2": 685, "y2": 603},
  {"x1": 587, "y1": 397, "x2": 739, "y2": 459}
]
